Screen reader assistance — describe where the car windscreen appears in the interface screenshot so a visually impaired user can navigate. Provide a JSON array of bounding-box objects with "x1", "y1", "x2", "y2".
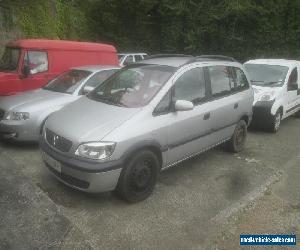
[
  {"x1": 88, "y1": 64, "x2": 175, "y2": 108},
  {"x1": 118, "y1": 55, "x2": 125, "y2": 61},
  {"x1": 43, "y1": 69, "x2": 92, "y2": 94},
  {"x1": 245, "y1": 64, "x2": 289, "y2": 87},
  {"x1": 0, "y1": 47, "x2": 20, "y2": 72}
]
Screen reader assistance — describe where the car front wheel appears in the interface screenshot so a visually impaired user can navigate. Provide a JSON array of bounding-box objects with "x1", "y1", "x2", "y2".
[
  {"x1": 270, "y1": 110, "x2": 281, "y2": 133},
  {"x1": 115, "y1": 150, "x2": 160, "y2": 203}
]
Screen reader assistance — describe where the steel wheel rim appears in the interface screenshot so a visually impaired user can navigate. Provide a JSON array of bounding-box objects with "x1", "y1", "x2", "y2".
[{"x1": 274, "y1": 113, "x2": 281, "y2": 131}]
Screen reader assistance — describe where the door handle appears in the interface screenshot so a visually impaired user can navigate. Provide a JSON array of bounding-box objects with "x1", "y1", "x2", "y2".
[
  {"x1": 203, "y1": 112, "x2": 210, "y2": 120},
  {"x1": 234, "y1": 103, "x2": 239, "y2": 109}
]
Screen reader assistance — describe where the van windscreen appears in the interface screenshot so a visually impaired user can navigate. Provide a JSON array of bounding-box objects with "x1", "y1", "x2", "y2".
[{"x1": 245, "y1": 64, "x2": 289, "y2": 87}]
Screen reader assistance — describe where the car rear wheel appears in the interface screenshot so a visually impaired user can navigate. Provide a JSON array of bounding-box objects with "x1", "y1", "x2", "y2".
[
  {"x1": 115, "y1": 150, "x2": 159, "y2": 203},
  {"x1": 227, "y1": 120, "x2": 247, "y2": 153}
]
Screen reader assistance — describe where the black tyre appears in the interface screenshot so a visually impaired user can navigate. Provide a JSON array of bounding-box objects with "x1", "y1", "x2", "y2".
[
  {"x1": 227, "y1": 120, "x2": 247, "y2": 153},
  {"x1": 269, "y1": 110, "x2": 281, "y2": 133},
  {"x1": 115, "y1": 150, "x2": 160, "y2": 203}
]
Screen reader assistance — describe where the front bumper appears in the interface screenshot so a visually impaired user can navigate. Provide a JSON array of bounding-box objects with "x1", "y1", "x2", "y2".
[
  {"x1": 40, "y1": 137, "x2": 123, "y2": 193},
  {"x1": 251, "y1": 100, "x2": 275, "y2": 128},
  {"x1": 0, "y1": 120, "x2": 39, "y2": 141}
]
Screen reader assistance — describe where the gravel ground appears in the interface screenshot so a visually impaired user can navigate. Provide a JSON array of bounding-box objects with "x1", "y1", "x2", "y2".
[{"x1": 1, "y1": 116, "x2": 300, "y2": 249}]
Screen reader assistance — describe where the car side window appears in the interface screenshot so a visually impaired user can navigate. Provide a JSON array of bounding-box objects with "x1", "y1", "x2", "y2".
[
  {"x1": 84, "y1": 69, "x2": 118, "y2": 88},
  {"x1": 153, "y1": 90, "x2": 171, "y2": 116},
  {"x1": 24, "y1": 51, "x2": 48, "y2": 74},
  {"x1": 232, "y1": 67, "x2": 249, "y2": 91},
  {"x1": 288, "y1": 68, "x2": 298, "y2": 85},
  {"x1": 135, "y1": 55, "x2": 143, "y2": 62},
  {"x1": 123, "y1": 55, "x2": 134, "y2": 65},
  {"x1": 174, "y1": 67, "x2": 206, "y2": 104},
  {"x1": 208, "y1": 66, "x2": 234, "y2": 97}
]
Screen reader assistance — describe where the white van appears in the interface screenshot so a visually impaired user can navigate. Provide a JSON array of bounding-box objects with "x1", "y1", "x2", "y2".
[{"x1": 245, "y1": 59, "x2": 300, "y2": 132}]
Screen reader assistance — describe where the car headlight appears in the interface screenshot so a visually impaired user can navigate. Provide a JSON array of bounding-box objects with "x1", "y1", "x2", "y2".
[
  {"x1": 4, "y1": 111, "x2": 30, "y2": 121},
  {"x1": 75, "y1": 141, "x2": 116, "y2": 160},
  {"x1": 259, "y1": 92, "x2": 276, "y2": 102}
]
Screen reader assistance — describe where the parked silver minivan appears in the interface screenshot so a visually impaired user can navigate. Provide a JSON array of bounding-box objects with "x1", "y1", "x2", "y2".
[{"x1": 40, "y1": 55, "x2": 254, "y2": 202}]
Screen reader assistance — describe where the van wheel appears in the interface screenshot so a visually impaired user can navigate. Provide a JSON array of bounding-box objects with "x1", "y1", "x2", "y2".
[
  {"x1": 115, "y1": 150, "x2": 159, "y2": 203},
  {"x1": 227, "y1": 120, "x2": 247, "y2": 153},
  {"x1": 269, "y1": 110, "x2": 281, "y2": 133}
]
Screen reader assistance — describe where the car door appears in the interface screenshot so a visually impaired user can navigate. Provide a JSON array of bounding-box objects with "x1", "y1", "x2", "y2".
[
  {"x1": 20, "y1": 50, "x2": 49, "y2": 91},
  {"x1": 164, "y1": 66, "x2": 215, "y2": 166},
  {"x1": 205, "y1": 65, "x2": 238, "y2": 143},
  {"x1": 286, "y1": 67, "x2": 300, "y2": 115}
]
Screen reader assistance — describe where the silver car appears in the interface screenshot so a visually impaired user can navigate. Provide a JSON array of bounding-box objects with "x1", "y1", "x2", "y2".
[
  {"x1": 40, "y1": 55, "x2": 253, "y2": 202},
  {"x1": 0, "y1": 66, "x2": 120, "y2": 141}
]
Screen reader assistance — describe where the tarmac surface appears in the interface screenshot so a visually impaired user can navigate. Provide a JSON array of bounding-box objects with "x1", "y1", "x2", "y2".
[{"x1": 1, "y1": 116, "x2": 300, "y2": 249}]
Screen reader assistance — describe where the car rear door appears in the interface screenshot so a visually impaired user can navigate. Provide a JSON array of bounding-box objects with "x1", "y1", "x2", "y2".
[
  {"x1": 204, "y1": 65, "x2": 238, "y2": 143},
  {"x1": 20, "y1": 50, "x2": 50, "y2": 91},
  {"x1": 164, "y1": 66, "x2": 215, "y2": 166}
]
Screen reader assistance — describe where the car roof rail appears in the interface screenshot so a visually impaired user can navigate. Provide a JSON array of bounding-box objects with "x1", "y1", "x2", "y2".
[
  {"x1": 188, "y1": 55, "x2": 238, "y2": 63},
  {"x1": 145, "y1": 54, "x2": 193, "y2": 60}
]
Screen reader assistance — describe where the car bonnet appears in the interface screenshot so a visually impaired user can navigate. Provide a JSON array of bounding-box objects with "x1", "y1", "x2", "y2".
[{"x1": 45, "y1": 96, "x2": 142, "y2": 145}]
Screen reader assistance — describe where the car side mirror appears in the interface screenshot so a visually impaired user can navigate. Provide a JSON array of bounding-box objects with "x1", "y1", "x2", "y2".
[
  {"x1": 83, "y1": 86, "x2": 95, "y2": 95},
  {"x1": 174, "y1": 100, "x2": 194, "y2": 112},
  {"x1": 288, "y1": 82, "x2": 298, "y2": 91},
  {"x1": 22, "y1": 65, "x2": 30, "y2": 77}
]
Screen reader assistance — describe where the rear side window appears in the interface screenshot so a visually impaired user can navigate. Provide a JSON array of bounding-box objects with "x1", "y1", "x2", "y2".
[
  {"x1": 232, "y1": 67, "x2": 249, "y2": 91},
  {"x1": 24, "y1": 51, "x2": 48, "y2": 74},
  {"x1": 208, "y1": 66, "x2": 234, "y2": 97},
  {"x1": 135, "y1": 55, "x2": 143, "y2": 62},
  {"x1": 174, "y1": 67, "x2": 206, "y2": 104}
]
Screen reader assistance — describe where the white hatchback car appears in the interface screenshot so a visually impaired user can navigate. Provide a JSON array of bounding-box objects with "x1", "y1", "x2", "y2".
[
  {"x1": 118, "y1": 53, "x2": 148, "y2": 67},
  {"x1": 245, "y1": 59, "x2": 300, "y2": 132}
]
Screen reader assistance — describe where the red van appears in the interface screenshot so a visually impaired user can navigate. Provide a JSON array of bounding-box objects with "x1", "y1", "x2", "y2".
[{"x1": 0, "y1": 39, "x2": 118, "y2": 95}]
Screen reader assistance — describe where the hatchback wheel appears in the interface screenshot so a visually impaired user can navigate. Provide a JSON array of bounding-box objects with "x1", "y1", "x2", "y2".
[
  {"x1": 227, "y1": 120, "x2": 247, "y2": 153},
  {"x1": 270, "y1": 110, "x2": 281, "y2": 133},
  {"x1": 115, "y1": 150, "x2": 159, "y2": 203}
]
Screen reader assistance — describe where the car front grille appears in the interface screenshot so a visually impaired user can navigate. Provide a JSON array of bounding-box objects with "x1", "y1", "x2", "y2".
[
  {"x1": 0, "y1": 109, "x2": 5, "y2": 121},
  {"x1": 45, "y1": 129, "x2": 72, "y2": 152},
  {"x1": 46, "y1": 164, "x2": 90, "y2": 189}
]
